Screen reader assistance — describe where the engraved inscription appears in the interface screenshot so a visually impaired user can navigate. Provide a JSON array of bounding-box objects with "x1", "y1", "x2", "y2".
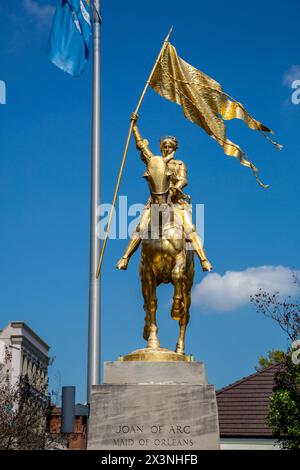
[
  {"x1": 116, "y1": 425, "x2": 144, "y2": 434},
  {"x1": 112, "y1": 423, "x2": 194, "y2": 447}
]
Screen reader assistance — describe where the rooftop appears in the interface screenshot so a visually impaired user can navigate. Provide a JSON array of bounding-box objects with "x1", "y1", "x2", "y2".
[
  {"x1": 216, "y1": 364, "x2": 282, "y2": 437},
  {"x1": 0, "y1": 321, "x2": 50, "y2": 351}
]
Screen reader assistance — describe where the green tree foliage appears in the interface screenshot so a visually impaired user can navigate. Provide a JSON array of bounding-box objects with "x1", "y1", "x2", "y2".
[
  {"x1": 255, "y1": 350, "x2": 286, "y2": 372},
  {"x1": 267, "y1": 354, "x2": 300, "y2": 450},
  {"x1": 251, "y1": 270, "x2": 300, "y2": 449}
]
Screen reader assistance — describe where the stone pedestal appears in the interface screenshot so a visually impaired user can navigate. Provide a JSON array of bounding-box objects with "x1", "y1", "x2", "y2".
[{"x1": 87, "y1": 361, "x2": 220, "y2": 450}]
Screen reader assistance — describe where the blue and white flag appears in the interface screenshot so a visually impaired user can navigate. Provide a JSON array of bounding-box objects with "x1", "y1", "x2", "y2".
[{"x1": 48, "y1": 0, "x2": 92, "y2": 77}]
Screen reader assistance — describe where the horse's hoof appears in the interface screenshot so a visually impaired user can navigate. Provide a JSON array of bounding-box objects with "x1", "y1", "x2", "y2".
[
  {"x1": 176, "y1": 348, "x2": 184, "y2": 355},
  {"x1": 176, "y1": 342, "x2": 185, "y2": 355},
  {"x1": 147, "y1": 339, "x2": 160, "y2": 350}
]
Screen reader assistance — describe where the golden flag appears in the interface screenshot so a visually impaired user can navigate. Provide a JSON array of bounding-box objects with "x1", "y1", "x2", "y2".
[{"x1": 150, "y1": 42, "x2": 282, "y2": 188}]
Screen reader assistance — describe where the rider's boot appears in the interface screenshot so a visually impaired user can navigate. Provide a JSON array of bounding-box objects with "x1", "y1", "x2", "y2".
[
  {"x1": 116, "y1": 205, "x2": 150, "y2": 270},
  {"x1": 188, "y1": 232, "x2": 212, "y2": 272},
  {"x1": 116, "y1": 235, "x2": 141, "y2": 270}
]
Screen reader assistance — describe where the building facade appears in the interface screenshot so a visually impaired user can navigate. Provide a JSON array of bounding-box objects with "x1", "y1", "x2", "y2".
[{"x1": 0, "y1": 321, "x2": 50, "y2": 388}]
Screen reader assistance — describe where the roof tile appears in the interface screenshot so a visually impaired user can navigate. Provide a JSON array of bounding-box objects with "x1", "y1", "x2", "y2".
[{"x1": 216, "y1": 364, "x2": 281, "y2": 437}]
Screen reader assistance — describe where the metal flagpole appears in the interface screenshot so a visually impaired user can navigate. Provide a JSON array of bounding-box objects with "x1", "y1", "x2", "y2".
[{"x1": 87, "y1": 0, "x2": 101, "y2": 403}]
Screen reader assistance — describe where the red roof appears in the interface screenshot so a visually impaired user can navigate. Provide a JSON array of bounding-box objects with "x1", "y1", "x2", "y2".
[{"x1": 216, "y1": 364, "x2": 282, "y2": 437}]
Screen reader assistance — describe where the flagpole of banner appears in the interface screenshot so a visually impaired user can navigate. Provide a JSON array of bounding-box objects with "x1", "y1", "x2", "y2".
[
  {"x1": 96, "y1": 26, "x2": 173, "y2": 278},
  {"x1": 87, "y1": 0, "x2": 101, "y2": 403}
]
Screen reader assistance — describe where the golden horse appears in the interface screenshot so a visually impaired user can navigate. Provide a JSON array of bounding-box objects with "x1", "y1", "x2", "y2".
[{"x1": 139, "y1": 156, "x2": 194, "y2": 355}]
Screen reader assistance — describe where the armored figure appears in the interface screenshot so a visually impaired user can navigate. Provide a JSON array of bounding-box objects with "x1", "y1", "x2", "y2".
[{"x1": 116, "y1": 114, "x2": 212, "y2": 272}]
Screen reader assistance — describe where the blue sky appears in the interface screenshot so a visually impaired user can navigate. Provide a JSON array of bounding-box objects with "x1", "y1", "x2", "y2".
[{"x1": 0, "y1": 0, "x2": 299, "y2": 403}]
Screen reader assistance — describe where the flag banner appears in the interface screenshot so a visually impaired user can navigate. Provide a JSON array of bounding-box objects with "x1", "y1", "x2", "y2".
[
  {"x1": 48, "y1": 0, "x2": 92, "y2": 77},
  {"x1": 150, "y1": 42, "x2": 282, "y2": 188}
]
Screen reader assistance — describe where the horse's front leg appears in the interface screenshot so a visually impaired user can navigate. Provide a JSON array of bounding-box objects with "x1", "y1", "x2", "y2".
[
  {"x1": 141, "y1": 263, "x2": 160, "y2": 350},
  {"x1": 176, "y1": 256, "x2": 194, "y2": 355},
  {"x1": 171, "y1": 252, "x2": 186, "y2": 321},
  {"x1": 176, "y1": 281, "x2": 191, "y2": 354}
]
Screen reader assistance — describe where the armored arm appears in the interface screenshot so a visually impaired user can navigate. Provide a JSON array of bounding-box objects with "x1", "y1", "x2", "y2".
[
  {"x1": 174, "y1": 161, "x2": 188, "y2": 192},
  {"x1": 131, "y1": 114, "x2": 153, "y2": 163}
]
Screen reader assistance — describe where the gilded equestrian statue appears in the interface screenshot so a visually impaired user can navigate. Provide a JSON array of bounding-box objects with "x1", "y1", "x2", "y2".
[{"x1": 117, "y1": 114, "x2": 212, "y2": 358}]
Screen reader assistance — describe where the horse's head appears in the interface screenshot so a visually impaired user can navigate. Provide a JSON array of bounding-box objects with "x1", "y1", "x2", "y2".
[{"x1": 143, "y1": 157, "x2": 171, "y2": 204}]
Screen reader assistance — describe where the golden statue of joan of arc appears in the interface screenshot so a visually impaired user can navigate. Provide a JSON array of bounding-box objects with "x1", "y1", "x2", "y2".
[{"x1": 116, "y1": 114, "x2": 212, "y2": 273}]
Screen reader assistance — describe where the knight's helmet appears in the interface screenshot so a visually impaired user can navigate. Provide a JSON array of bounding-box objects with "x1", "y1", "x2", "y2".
[{"x1": 143, "y1": 157, "x2": 171, "y2": 195}]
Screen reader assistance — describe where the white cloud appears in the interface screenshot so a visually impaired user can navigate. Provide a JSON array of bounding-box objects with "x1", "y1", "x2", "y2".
[
  {"x1": 283, "y1": 65, "x2": 300, "y2": 87},
  {"x1": 22, "y1": 0, "x2": 55, "y2": 27},
  {"x1": 193, "y1": 266, "x2": 299, "y2": 312}
]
